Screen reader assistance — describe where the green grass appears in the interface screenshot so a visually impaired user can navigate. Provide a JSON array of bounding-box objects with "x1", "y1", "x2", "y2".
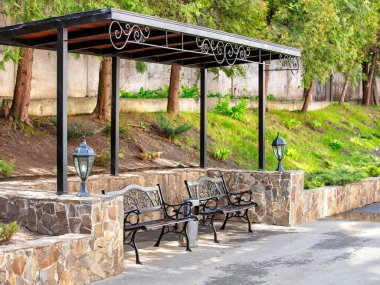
[{"x1": 178, "y1": 104, "x2": 379, "y2": 187}]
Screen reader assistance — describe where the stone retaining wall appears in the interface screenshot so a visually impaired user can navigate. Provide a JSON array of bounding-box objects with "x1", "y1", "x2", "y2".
[
  {"x1": 291, "y1": 177, "x2": 380, "y2": 225},
  {"x1": 0, "y1": 234, "x2": 96, "y2": 284},
  {"x1": 0, "y1": 188, "x2": 124, "y2": 284},
  {"x1": 1, "y1": 168, "x2": 303, "y2": 227}
]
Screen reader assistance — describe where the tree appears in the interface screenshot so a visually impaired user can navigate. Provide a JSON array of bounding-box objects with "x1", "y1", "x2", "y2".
[
  {"x1": 167, "y1": 65, "x2": 181, "y2": 114},
  {"x1": 270, "y1": 0, "x2": 378, "y2": 111},
  {"x1": 91, "y1": 57, "x2": 112, "y2": 119},
  {"x1": 0, "y1": 0, "x2": 52, "y2": 124}
]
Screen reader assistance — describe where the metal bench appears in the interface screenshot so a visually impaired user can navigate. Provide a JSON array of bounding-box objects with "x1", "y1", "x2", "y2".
[
  {"x1": 185, "y1": 176, "x2": 257, "y2": 243},
  {"x1": 113, "y1": 184, "x2": 196, "y2": 264}
]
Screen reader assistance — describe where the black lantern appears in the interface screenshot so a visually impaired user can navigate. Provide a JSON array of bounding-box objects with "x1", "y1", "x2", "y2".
[
  {"x1": 272, "y1": 133, "x2": 286, "y2": 172},
  {"x1": 73, "y1": 136, "x2": 95, "y2": 197}
]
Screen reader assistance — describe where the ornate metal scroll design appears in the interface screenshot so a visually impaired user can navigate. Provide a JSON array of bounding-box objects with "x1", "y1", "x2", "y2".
[
  {"x1": 196, "y1": 37, "x2": 251, "y2": 66},
  {"x1": 279, "y1": 54, "x2": 300, "y2": 75},
  {"x1": 124, "y1": 188, "x2": 161, "y2": 212},
  {"x1": 109, "y1": 21, "x2": 150, "y2": 50}
]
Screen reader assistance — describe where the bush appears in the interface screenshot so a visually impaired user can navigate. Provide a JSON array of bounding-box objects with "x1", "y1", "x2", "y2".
[
  {"x1": 366, "y1": 165, "x2": 380, "y2": 177},
  {"x1": 0, "y1": 222, "x2": 19, "y2": 243},
  {"x1": 213, "y1": 99, "x2": 249, "y2": 122},
  {"x1": 208, "y1": 92, "x2": 223, "y2": 98},
  {"x1": 180, "y1": 85, "x2": 198, "y2": 98},
  {"x1": 67, "y1": 122, "x2": 96, "y2": 140},
  {"x1": 214, "y1": 148, "x2": 231, "y2": 161},
  {"x1": 311, "y1": 120, "x2": 322, "y2": 130},
  {"x1": 120, "y1": 86, "x2": 169, "y2": 99},
  {"x1": 330, "y1": 139, "x2": 344, "y2": 151},
  {"x1": 267, "y1": 94, "x2": 275, "y2": 101},
  {"x1": 305, "y1": 168, "x2": 368, "y2": 189},
  {"x1": 137, "y1": 151, "x2": 162, "y2": 161},
  {"x1": 156, "y1": 115, "x2": 193, "y2": 140},
  {"x1": 285, "y1": 119, "x2": 299, "y2": 130},
  {"x1": 0, "y1": 159, "x2": 14, "y2": 176},
  {"x1": 94, "y1": 150, "x2": 124, "y2": 167},
  {"x1": 103, "y1": 124, "x2": 128, "y2": 138}
]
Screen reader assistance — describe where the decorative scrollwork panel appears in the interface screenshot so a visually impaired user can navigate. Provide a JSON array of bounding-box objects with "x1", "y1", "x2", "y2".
[
  {"x1": 279, "y1": 54, "x2": 300, "y2": 75},
  {"x1": 109, "y1": 21, "x2": 150, "y2": 50},
  {"x1": 123, "y1": 187, "x2": 161, "y2": 212},
  {"x1": 196, "y1": 37, "x2": 251, "y2": 66}
]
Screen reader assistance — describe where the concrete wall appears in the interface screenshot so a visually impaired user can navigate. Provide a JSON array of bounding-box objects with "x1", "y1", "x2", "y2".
[{"x1": 0, "y1": 96, "x2": 336, "y2": 116}]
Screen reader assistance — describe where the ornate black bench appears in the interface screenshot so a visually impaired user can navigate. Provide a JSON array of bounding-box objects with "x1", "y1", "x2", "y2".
[
  {"x1": 185, "y1": 176, "x2": 257, "y2": 243},
  {"x1": 111, "y1": 184, "x2": 196, "y2": 264}
]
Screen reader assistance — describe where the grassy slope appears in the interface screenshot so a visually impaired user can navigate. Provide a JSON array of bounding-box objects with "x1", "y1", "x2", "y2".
[{"x1": 171, "y1": 104, "x2": 379, "y2": 185}]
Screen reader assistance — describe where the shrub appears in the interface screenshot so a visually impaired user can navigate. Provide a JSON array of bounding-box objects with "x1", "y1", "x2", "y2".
[
  {"x1": 230, "y1": 99, "x2": 249, "y2": 122},
  {"x1": 0, "y1": 159, "x2": 14, "y2": 176},
  {"x1": 214, "y1": 100, "x2": 231, "y2": 114},
  {"x1": 0, "y1": 222, "x2": 19, "y2": 243},
  {"x1": 94, "y1": 150, "x2": 124, "y2": 167},
  {"x1": 285, "y1": 119, "x2": 299, "y2": 130},
  {"x1": 67, "y1": 122, "x2": 95, "y2": 140},
  {"x1": 103, "y1": 124, "x2": 128, "y2": 138},
  {"x1": 120, "y1": 86, "x2": 169, "y2": 99},
  {"x1": 156, "y1": 115, "x2": 193, "y2": 140},
  {"x1": 137, "y1": 151, "x2": 162, "y2": 161},
  {"x1": 330, "y1": 139, "x2": 344, "y2": 151},
  {"x1": 214, "y1": 148, "x2": 231, "y2": 161},
  {"x1": 213, "y1": 99, "x2": 249, "y2": 122},
  {"x1": 365, "y1": 165, "x2": 380, "y2": 177},
  {"x1": 305, "y1": 168, "x2": 367, "y2": 189},
  {"x1": 208, "y1": 92, "x2": 223, "y2": 98},
  {"x1": 267, "y1": 94, "x2": 275, "y2": 101},
  {"x1": 180, "y1": 85, "x2": 198, "y2": 98},
  {"x1": 311, "y1": 120, "x2": 322, "y2": 130}
]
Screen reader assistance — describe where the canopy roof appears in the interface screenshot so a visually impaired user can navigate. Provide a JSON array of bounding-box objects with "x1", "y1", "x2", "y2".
[{"x1": 0, "y1": 8, "x2": 301, "y2": 68}]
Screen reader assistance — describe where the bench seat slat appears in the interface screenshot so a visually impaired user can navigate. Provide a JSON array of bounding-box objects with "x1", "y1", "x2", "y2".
[{"x1": 125, "y1": 217, "x2": 194, "y2": 231}]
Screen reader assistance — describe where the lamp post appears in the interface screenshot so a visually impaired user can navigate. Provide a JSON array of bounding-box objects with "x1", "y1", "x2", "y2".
[
  {"x1": 272, "y1": 133, "x2": 286, "y2": 172},
  {"x1": 73, "y1": 136, "x2": 95, "y2": 197}
]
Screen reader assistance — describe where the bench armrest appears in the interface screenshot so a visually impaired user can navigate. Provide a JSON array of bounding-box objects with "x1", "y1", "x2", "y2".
[
  {"x1": 199, "y1": 196, "x2": 219, "y2": 213},
  {"x1": 124, "y1": 209, "x2": 141, "y2": 227},
  {"x1": 164, "y1": 201, "x2": 193, "y2": 219},
  {"x1": 227, "y1": 190, "x2": 257, "y2": 206}
]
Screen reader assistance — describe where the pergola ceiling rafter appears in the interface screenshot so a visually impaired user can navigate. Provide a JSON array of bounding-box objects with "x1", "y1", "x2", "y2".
[{"x1": 0, "y1": 8, "x2": 300, "y2": 69}]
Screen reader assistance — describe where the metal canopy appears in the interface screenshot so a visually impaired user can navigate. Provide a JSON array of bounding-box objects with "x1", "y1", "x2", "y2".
[{"x1": 0, "y1": 8, "x2": 300, "y2": 69}]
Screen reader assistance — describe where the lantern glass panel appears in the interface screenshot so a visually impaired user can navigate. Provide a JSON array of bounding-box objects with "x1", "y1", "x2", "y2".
[{"x1": 273, "y1": 145, "x2": 286, "y2": 160}]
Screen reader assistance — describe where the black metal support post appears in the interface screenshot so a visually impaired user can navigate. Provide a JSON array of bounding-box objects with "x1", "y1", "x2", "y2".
[
  {"x1": 57, "y1": 27, "x2": 68, "y2": 195},
  {"x1": 200, "y1": 68, "x2": 207, "y2": 168},
  {"x1": 258, "y1": 63, "x2": 265, "y2": 170},
  {"x1": 111, "y1": 57, "x2": 120, "y2": 176}
]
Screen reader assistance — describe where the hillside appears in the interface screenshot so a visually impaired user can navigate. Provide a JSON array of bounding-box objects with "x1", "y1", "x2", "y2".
[{"x1": 0, "y1": 103, "x2": 379, "y2": 187}]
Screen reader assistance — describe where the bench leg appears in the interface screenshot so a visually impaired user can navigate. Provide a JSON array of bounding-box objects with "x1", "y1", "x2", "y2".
[
  {"x1": 220, "y1": 213, "x2": 230, "y2": 230},
  {"x1": 210, "y1": 215, "x2": 219, "y2": 243},
  {"x1": 125, "y1": 230, "x2": 142, "y2": 265},
  {"x1": 154, "y1": 226, "x2": 167, "y2": 248},
  {"x1": 244, "y1": 209, "x2": 253, "y2": 233}
]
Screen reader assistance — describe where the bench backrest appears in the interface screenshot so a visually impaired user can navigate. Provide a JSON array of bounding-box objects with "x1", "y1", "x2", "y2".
[
  {"x1": 116, "y1": 184, "x2": 164, "y2": 214},
  {"x1": 185, "y1": 176, "x2": 227, "y2": 200}
]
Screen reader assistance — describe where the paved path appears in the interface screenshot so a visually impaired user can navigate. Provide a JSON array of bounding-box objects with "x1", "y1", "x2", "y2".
[{"x1": 94, "y1": 219, "x2": 380, "y2": 285}]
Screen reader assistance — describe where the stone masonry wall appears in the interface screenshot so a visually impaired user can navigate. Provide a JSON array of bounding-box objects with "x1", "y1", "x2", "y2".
[
  {"x1": 291, "y1": 177, "x2": 380, "y2": 225},
  {"x1": 0, "y1": 188, "x2": 124, "y2": 283},
  {"x1": 2, "y1": 168, "x2": 303, "y2": 227}
]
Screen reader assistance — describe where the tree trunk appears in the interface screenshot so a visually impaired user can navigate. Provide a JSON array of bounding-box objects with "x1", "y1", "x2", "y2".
[
  {"x1": 301, "y1": 81, "x2": 315, "y2": 112},
  {"x1": 339, "y1": 75, "x2": 350, "y2": 105},
  {"x1": 364, "y1": 47, "x2": 378, "y2": 106},
  {"x1": 9, "y1": 48, "x2": 34, "y2": 125},
  {"x1": 167, "y1": 65, "x2": 181, "y2": 114},
  {"x1": 91, "y1": 57, "x2": 112, "y2": 119},
  {"x1": 362, "y1": 62, "x2": 369, "y2": 105}
]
